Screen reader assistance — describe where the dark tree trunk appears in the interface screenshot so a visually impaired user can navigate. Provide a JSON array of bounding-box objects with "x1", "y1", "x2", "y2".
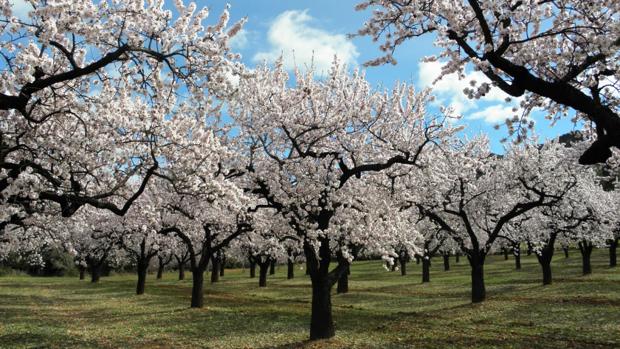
[
  {"x1": 503, "y1": 248, "x2": 509, "y2": 260},
  {"x1": 249, "y1": 259, "x2": 256, "y2": 278},
  {"x1": 157, "y1": 262, "x2": 164, "y2": 280},
  {"x1": 415, "y1": 255, "x2": 421, "y2": 264},
  {"x1": 259, "y1": 262, "x2": 269, "y2": 287},
  {"x1": 91, "y1": 269, "x2": 100, "y2": 283},
  {"x1": 191, "y1": 270, "x2": 205, "y2": 308},
  {"x1": 269, "y1": 260, "x2": 276, "y2": 275},
  {"x1": 536, "y1": 247, "x2": 554, "y2": 285},
  {"x1": 136, "y1": 262, "x2": 148, "y2": 295},
  {"x1": 210, "y1": 257, "x2": 220, "y2": 283},
  {"x1": 422, "y1": 257, "x2": 430, "y2": 283},
  {"x1": 563, "y1": 247, "x2": 569, "y2": 258},
  {"x1": 512, "y1": 245, "x2": 521, "y2": 270},
  {"x1": 310, "y1": 277, "x2": 335, "y2": 340},
  {"x1": 178, "y1": 263, "x2": 185, "y2": 281},
  {"x1": 88, "y1": 261, "x2": 102, "y2": 283},
  {"x1": 468, "y1": 255, "x2": 486, "y2": 303},
  {"x1": 443, "y1": 254, "x2": 450, "y2": 271},
  {"x1": 219, "y1": 256, "x2": 225, "y2": 277},
  {"x1": 305, "y1": 259, "x2": 310, "y2": 275},
  {"x1": 287, "y1": 260, "x2": 294, "y2": 279},
  {"x1": 527, "y1": 242, "x2": 533, "y2": 256},
  {"x1": 455, "y1": 253, "x2": 460, "y2": 263},
  {"x1": 399, "y1": 255, "x2": 407, "y2": 276},
  {"x1": 578, "y1": 240, "x2": 593, "y2": 275},
  {"x1": 337, "y1": 265, "x2": 349, "y2": 294},
  {"x1": 609, "y1": 239, "x2": 618, "y2": 268},
  {"x1": 79, "y1": 266, "x2": 85, "y2": 280}
]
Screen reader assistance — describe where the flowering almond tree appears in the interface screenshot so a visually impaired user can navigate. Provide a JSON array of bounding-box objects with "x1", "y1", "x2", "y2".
[
  {"x1": 403, "y1": 138, "x2": 578, "y2": 302},
  {"x1": 356, "y1": 0, "x2": 620, "y2": 164},
  {"x1": 231, "y1": 59, "x2": 457, "y2": 339},
  {"x1": 0, "y1": 0, "x2": 244, "y2": 231}
]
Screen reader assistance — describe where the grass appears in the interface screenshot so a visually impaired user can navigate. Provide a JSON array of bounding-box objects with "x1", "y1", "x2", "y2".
[{"x1": 1, "y1": 250, "x2": 619, "y2": 349}]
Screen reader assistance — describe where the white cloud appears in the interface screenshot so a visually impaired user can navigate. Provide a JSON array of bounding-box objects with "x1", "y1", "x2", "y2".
[
  {"x1": 417, "y1": 60, "x2": 520, "y2": 123},
  {"x1": 470, "y1": 105, "x2": 517, "y2": 124},
  {"x1": 253, "y1": 10, "x2": 359, "y2": 73},
  {"x1": 229, "y1": 29, "x2": 249, "y2": 50}
]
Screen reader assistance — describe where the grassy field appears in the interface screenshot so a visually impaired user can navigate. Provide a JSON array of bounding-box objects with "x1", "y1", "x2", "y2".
[{"x1": 1, "y1": 250, "x2": 619, "y2": 349}]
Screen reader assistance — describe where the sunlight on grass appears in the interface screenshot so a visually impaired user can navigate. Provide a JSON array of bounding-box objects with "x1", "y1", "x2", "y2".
[{"x1": 1, "y1": 250, "x2": 619, "y2": 348}]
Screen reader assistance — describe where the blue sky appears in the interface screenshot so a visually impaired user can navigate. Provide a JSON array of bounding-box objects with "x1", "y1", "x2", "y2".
[
  {"x1": 9, "y1": 0, "x2": 584, "y2": 152},
  {"x1": 211, "y1": 1, "x2": 582, "y2": 153}
]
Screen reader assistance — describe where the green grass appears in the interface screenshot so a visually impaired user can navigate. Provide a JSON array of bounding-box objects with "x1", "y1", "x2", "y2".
[{"x1": 1, "y1": 250, "x2": 619, "y2": 349}]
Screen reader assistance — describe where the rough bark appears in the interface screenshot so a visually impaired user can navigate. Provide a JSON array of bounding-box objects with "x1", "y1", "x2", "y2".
[
  {"x1": 136, "y1": 262, "x2": 148, "y2": 295},
  {"x1": 609, "y1": 238, "x2": 618, "y2": 268},
  {"x1": 422, "y1": 257, "x2": 430, "y2": 283},
  {"x1": 156, "y1": 262, "x2": 164, "y2": 280},
  {"x1": 443, "y1": 254, "x2": 450, "y2": 271},
  {"x1": 578, "y1": 240, "x2": 593, "y2": 275},
  {"x1": 259, "y1": 262, "x2": 269, "y2": 287},
  {"x1": 219, "y1": 255, "x2": 225, "y2": 277},
  {"x1": 398, "y1": 254, "x2": 407, "y2": 276},
  {"x1": 178, "y1": 263, "x2": 185, "y2": 281},
  {"x1": 536, "y1": 247, "x2": 554, "y2": 285},
  {"x1": 287, "y1": 259, "x2": 295, "y2": 279},
  {"x1": 190, "y1": 270, "x2": 205, "y2": 308},
  {"x1": 310, "y1": 276, "x2": 334, "y2": 339},
  {"x1": 468, "y1": 255, "x2": 486, "y2": 303},
  {"x1": 210, "y1": 256, "x2": 220, "y2": 283},
  {"x1": 250, "y1": 260, "x2": 256, "y2": 278},
  {"x1": 337, "y1": 265, "x2": 349, "y2": 294}
]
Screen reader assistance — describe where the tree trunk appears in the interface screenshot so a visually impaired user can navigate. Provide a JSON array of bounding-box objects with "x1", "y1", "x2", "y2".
[
  {"x1": 191, "y1": 270, "x2": 205, "y2": 308},
  {"x1": 563, "y1": 247, "x2": 569, "y2": 258},
  {"x1": 337, "y1": 266, "x2": 349, "y2": 294},
  {"x1": 219, "y1": 257, "x2": 225, "y2": 277},
  {"x1": 455, "y1": 253, "x2": 460, "y2": 263},
  {"x1": 157, "y1": 262, "x2": 164, "y2": 280},
  {"x1": 468, "y1": 256, "x2": 486, "y2": 303},
  {"x1": 609, "y1": 239, "x2": 618, "y2": 268},
  {"x1": 415, "y1": 255, "x2": 421, "y2": 264},
  {"x1": 79, "y1": 266, "x2": 85, "y2": 280},
  {"x1": 512, "y1": 245, "x2": 521, "y2": 270},
  {"x1": 210, "y1": 257, "x2": 220, "y2": 283},
  {"x1": 579, "y1": 241, "x2": 593, "y2": 275},
  {"x1": 503, "y1": 248, "x2": 509, "y2": 260},
  {"x1": 249, "y1": 259, "x2": 256, "y2": 278},
  {"x1": 310, "y1": 277, "x2": 335, "y2": 340},
  {"x1": 259, "y1": 262, "x2": 269, "y2": 287},
  {"x1": 399, "y1": 255, "x2": 407, "y2": 276},
  {"x1": 269, "y1": 260, "x2": 276, "y2": 275},
  {"x1": 422, "y1": 257, "x2": 430, "y2": 283},
  {"x1": 136, "y1": 262, "x2": 148, "y2": 295},
  {"x1": 443, "y1": 254, "x2": 450, "y2": 271},
  {"x1": 305, "y1": 259, "x2": 310, "y2": 275},
  {"x1": 178, "y1": 263, "x2": 185, "y2": 281},
  {"x1": 536, "y1": 247, "x2": 554, "y2": 285},
  {"x1": 89, "y1": 263, "x2": 101, "y2": 283},
  {"x1": 287, "y1": 260, "x2": 295, "y2": 279}
]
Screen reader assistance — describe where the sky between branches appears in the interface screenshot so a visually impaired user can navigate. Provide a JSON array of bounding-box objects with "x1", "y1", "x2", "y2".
[{"x1": 10, "y1": 0, "x2": 585, "y2": 152}]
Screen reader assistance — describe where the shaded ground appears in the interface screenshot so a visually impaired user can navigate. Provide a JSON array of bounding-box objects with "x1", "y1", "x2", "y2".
[{"x1": 1, "y1": 250, "x2": 619, "y2": 348}]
